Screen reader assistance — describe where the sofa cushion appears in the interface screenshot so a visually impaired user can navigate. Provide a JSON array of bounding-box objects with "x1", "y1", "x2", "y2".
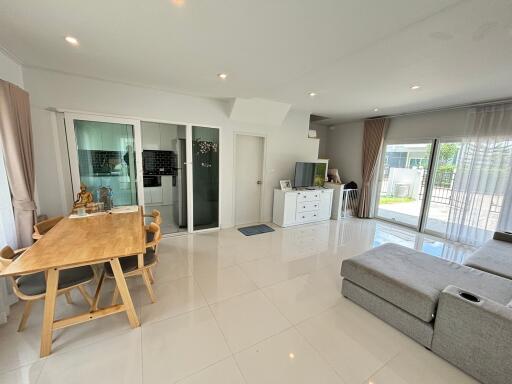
[
  {"x1": 464, "y1": 238, "x2": 512, "y2": 280},
  {"x1": 341, "y1": 243, "x2": 512, "y2": 322}
]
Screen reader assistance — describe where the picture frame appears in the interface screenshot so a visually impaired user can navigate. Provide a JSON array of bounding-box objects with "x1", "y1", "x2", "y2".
[{"x1": 280, "y1": 179, "x2": 292, "y2": 191}]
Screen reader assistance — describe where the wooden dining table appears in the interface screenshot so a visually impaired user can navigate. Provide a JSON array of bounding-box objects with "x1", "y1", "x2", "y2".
[{"x1": 0, "y1": 207, "x2": 145, "y2": 357}]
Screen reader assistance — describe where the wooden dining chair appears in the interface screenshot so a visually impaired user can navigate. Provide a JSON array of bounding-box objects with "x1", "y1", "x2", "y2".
[
  {"x1": 33, "y1": 216, "x2": 64, "y2": 240},
  {"x1": 96, "y1": 222, "x2": 162, "y2": 306},
  {"x1": 144, "y1": 209, "x2": 161, "y2": 223},
  {"x1": 143, "y1": 210, "x2": 162, "y2": 281},
  {"x1": 0, "y1": 246, "x2": 95, "y2": 332}
]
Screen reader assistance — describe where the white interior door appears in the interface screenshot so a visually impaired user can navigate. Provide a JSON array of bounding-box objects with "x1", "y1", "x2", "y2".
[{"x1": 235, "y1": 134, "x2": 264, "y2": 225}]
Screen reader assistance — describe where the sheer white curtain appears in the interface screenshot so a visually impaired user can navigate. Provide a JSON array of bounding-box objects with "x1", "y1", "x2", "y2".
[
  {"x1": 0, "y1": 144, "x2": 17, "y2": 324},
  {"x1": 446, "y1": 103, "x2": 512, "y2": 246}
]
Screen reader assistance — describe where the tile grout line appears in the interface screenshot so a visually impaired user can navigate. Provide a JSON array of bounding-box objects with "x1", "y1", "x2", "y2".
[
  {"x1": 191, "y1": 275, "x2": 250, "y2": 384},
  {"x1": 140, "y1": 302, "x2": 144, "y2": 384},
  {"x1": 34, "y1": 359, "x2": 47, "y2": 384},
  {"x1": 360, "y1": 350, "x2": 402, "y2": 384},
  {"x1": 259, "y1": 277, "x2": 349, "y2": 383}
]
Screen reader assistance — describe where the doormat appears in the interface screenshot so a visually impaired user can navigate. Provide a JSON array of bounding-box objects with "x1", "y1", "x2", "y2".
[{"x1": 238, "y1": 224, "x2": 275, "y2": 236}]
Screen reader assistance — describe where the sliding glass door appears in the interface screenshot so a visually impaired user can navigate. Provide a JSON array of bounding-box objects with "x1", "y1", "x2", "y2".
[
  {"x1": 376, "y1": 141, "x2": 434, "y2": 229},
  {"x1": 190, "y1": 126, "x2": 220, "y2": 231},
  {"x1": 423, "y1": 141, "x2": 463, "y2": 235},
  {"x1": 66, "y1": 115, "x2": 221, "y2": 234},
  {"x1": 65, "y1": 114, "x2": 144, "y2": 209},
  {"x1": 376, "y1": 136, "x2": 511, "y2": 244},
  {"x1": 140, "y1": 121, "x2": 188, "y2": 235}
]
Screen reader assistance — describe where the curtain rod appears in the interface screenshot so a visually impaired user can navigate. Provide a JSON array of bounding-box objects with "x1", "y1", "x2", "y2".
[{"x1": 373, "y1": 97, "x2": 512, "y2": 121}]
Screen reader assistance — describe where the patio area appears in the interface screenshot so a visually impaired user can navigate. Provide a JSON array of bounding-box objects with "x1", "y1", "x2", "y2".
[{"x1": 378, "y1": 192, "x2": 500, "y2": 239}]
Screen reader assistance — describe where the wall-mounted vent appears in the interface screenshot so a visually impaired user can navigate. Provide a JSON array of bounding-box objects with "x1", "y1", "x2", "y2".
[{"x1": 309, "y1": 114, "x2": 329, "y2": 122}]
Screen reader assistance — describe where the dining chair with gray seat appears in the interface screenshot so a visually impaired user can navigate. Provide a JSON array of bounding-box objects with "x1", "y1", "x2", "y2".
[
  {"x1": 92, "y1": 222, "x2": 162, "y2": 308},
  {"x1": 0, "y1": 245, "x2": 95, "y2": 332}
]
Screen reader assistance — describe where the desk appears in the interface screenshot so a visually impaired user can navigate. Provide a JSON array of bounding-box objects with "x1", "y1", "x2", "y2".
[{"x1": 0, "y1": 208, "x2": 145, "y2": 357}]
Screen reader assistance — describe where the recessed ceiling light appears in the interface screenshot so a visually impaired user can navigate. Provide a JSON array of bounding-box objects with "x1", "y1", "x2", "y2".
[
  {"x1": 373, "y1": 108, "x2": 379, "y2": 112},
  {"x1": 171, "y1": 0, "x2": 185, "y2": 6},
  {"x1": 217, "y1": 73, "x2": 228, "y2": 80},
  {"x1": 65, "y1": 36, "x2": 79, "y2": 46},
  {"x1": 410, "y1": 85, "x2": 421, "y2": 90},
  {"x1": 308, "y1": 92, "x2": 317, "y2": 97},
  {"x1": 289, "y1": 352, "x2": 295, "y2": 359}
]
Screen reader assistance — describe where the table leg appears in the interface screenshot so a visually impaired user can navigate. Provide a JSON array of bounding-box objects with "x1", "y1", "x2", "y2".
[
  {"x1": 91, "y1": 270, "x2": 106, "y2": 311},
  {"x1": 109, "y1": 258, "x2": 140, "y2": 328},
  {"x1": 40, "y1": 268, "x2": 59, "y2": 357}
]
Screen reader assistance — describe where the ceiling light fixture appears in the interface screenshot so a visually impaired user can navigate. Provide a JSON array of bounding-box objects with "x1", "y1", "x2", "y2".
[
  {"x1": 410, "y1": 85, "x2": 421, "y2": 90},
  {"x1": 373, "y1": 108, "x2": 379, "y2": 112},
  {"x1": 217, "y1": 73, "x2": 228, "y2": 80},
  {"x1": 65, "y1": 36, "x2": 79, "y2": 46},
  {"x1": 171, "y1": 0, "x2": 185, "y2": 6},
  {"x1": 308, "y1": 92, "x2": 317, "y2": 97}
]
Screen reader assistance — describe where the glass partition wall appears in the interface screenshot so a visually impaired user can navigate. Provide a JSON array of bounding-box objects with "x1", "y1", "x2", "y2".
[{"x1": 65, "y1": 115, "x2": 220, "y2": 234}]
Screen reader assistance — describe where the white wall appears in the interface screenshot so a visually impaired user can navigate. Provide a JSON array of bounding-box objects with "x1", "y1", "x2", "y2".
[
  {"x1": 325, "y1": 120, "x2": 364, "y2": 186},
  {"x1": 23, "y1": 67, "x2": 318, "y2": 227},
  {"x1": 310, "y1": 122, "x2": 328, "y2": 159},
  {"x1": 0, "y1": 50, "x2": 23, "y2": 87},
  {"x1": 326, "y1": 108, "x2": 471, "y2": 187}
]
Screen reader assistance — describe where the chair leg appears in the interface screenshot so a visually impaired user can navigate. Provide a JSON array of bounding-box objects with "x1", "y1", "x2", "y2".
[
  {"x1": 77, "y1": 285, "x2": 93, "y2": 307},
  {"x1": 111, "y1": 286, "x2": 119, "y2": 305},
  {"x1": 17, "y1": 301, "x2": 33, "y2": 332},
  {"x1": 142, "y1": 269, "x2": 156, "y2": 303},
  {"x1": 65, "y1": 291, "x2": 73, "y2": 304},
  {"x1": 148, "y1": 268, "x2": 155, "y2": 284}
]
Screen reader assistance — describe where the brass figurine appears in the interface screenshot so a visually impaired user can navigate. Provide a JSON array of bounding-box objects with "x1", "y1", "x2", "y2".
[{"x1": 73, "y1": 183, "x2": 94, "y2": 208}]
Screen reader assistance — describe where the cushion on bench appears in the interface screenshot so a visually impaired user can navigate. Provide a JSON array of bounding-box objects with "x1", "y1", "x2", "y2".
[
  {"x1": 341, "y1": 243, "x2": 512, "y2": 322},
  {"x1": 464, "y1": 238, "x2": 512, "y2": 280}
]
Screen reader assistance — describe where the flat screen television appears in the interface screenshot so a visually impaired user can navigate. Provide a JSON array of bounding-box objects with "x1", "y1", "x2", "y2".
[{"x1": 293, "y1": 162, "x2": 327, "y2": 188}]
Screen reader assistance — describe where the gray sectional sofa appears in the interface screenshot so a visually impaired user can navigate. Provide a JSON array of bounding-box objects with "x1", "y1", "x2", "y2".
[{"x1": 340, "y1": 232, "x2": 512, "y2": 384}]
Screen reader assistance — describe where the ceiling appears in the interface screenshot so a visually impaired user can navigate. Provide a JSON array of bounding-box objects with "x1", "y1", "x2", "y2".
[{"x1": 1, "y1": 0, "x2": 512, "y2": 123}]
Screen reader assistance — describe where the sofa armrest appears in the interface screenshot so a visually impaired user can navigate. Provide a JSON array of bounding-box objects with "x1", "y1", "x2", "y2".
[
  {"x1": 493, "y1": 231, "x2": 512, "y2": 243},
  {"x1": 432, "y1": 285, "x2": 512, "y2": 384}
]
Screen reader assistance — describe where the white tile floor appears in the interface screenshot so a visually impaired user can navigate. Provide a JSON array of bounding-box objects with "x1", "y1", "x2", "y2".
[{"x1": 0, "y1": 218, "x2": 480, "y2": 384}]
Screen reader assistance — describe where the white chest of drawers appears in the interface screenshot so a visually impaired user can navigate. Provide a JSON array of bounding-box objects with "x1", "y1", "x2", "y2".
[{"x1": 272, "y1": 188, "x2": 333, "y2": 227}]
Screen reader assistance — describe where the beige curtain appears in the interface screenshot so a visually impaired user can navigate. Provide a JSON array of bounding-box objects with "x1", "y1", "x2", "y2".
[
  {"x1": 358, "y1": 117, "x2": 389, "y2": 218},
  {"x1": 0, "y1": 80, "x2": 36, "y2": 247}
]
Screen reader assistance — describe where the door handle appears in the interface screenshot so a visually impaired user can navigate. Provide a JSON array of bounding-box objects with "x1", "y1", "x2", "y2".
[{"x1": 256, "y1": 181, "x2": 262, "y2": 185}]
